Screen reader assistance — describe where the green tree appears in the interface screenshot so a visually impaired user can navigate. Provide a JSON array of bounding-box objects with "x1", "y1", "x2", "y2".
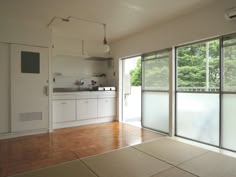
[
  {"x1": 223, "y1": 44, "x2": 236, "y2": 91},
  {"x1": 130, "y1": 52, "x2": 169, "y2": 89},
  {"x1": 177, "y1": 40, "x2": 220, "y2": 89},
  {"x1": 143, "y1": 59, "x2": 169, "y2": 89},
  {"x1": 130, "y1": 59, "x2": 141, "y2": 86},
  {"x1": 129, "y1": 38, "x2": 236, "y2": 91}
]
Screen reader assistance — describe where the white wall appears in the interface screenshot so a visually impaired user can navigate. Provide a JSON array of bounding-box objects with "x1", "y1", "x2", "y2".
[
  {"x1": 53, "y1": 56, "x2": 107, "y2": 76},
  {"x1": 52, "y1": 56, "x2": 114, "y2": 88},
  {"x1": 0, "y1": 17, "x2": 51, "y2": 46},
  {"x1": 52, "y1": 34, "x2": 111, "y2": 57},
  {"x1": 111, "y1": 0, "x2": 236, "y2": 59},
  {"x1": 111, "y1": 0, "x2": 236, "y2": 121},
  {"x1": 52, "y1": 35, "x2": 116, "y2": 88}
]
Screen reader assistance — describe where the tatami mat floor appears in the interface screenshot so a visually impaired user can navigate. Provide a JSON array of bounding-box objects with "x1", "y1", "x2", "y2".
[{"x1": 11, "y1": 137, "x2": 236, "y2": 177}]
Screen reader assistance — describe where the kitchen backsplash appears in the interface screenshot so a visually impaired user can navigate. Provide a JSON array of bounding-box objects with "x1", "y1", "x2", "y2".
[
  {"x1": 53, "y1": 74, "x2": 116, "y2": 89},
  {"x1": 52, "y1": 55, "x2": 116, "y2": 89}
]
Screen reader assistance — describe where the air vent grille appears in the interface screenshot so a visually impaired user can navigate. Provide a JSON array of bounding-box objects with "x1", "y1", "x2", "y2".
[{"x1": 20, "y1": 112, "x2": 42, "y2": 121}]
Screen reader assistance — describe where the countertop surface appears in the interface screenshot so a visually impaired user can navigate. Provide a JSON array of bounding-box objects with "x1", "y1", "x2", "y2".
[
  {"x1": 53, "y1": 87, "x2": 116, "y2": 93},
  {"x1": 53, "y1": 89, "x2": 117, "y2": 96}
]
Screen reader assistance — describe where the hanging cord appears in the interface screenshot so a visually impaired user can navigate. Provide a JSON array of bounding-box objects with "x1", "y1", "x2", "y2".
[
  {"x1": 82, "y1": 40, "x2": 84, "y2": 55},
  {"x1": 103, "y1": 24, "x2": 108, "y2": 45}
]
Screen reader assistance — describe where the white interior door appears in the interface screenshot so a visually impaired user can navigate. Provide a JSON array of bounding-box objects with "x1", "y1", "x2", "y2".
[{"x1": 11, "y1": 44, "x2": 49, "y2": 132}]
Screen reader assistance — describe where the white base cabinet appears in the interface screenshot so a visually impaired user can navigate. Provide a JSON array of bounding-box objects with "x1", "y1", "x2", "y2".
[
  {"x1": 52, "y1": 91, "x2": 116, "y2": 129},
  {"x1": 52, "y1": 100, "x2": 76, "y2": 123},
  {"x1": 77, "y1": 99, "x2": 98, "y2": 120},
  {"x1": 98, "y1": 98, "x2": 116, "y2": 118}
]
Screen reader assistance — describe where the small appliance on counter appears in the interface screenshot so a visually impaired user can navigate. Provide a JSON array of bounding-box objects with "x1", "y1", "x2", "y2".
[{"x1": 98, "y1": 87, "x2": 116, "y2": 91}]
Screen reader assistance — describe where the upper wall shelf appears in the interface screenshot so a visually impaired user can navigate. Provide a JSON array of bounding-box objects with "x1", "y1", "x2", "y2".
[
  {"x1": 85, "y1": 57, "x2": 113, "y2": 61},
  {"x1": 53, "y1": 51, "x2": 89, "y2": 58}
]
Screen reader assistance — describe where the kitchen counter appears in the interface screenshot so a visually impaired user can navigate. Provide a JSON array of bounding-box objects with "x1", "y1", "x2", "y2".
[{"x1": 53, "y1": 90, "x2": 116, "y2": 99}]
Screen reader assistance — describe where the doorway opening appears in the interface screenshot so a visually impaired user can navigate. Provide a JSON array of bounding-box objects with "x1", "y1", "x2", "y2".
[{"x1": 122, "y1": 56, "x2": 142, "y2": 127}]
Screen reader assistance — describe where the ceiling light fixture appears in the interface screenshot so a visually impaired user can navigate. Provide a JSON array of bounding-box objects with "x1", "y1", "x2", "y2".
[
  {"x1": 47, "y1": 16, "x2": 110, "y2": 53},
  {"x1": 103, "y1": 24, "x2": 110, "y2": 53}
]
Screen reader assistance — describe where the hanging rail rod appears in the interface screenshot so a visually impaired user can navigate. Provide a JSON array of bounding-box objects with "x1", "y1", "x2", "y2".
[{"x1": 47, "y1": 16, "x2": 105, "y2": 28}]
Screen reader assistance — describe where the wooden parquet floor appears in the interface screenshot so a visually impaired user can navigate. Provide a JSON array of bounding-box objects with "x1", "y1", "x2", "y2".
[{"x1": 0, "y1": 122, "x2": 164, "y2": 177}]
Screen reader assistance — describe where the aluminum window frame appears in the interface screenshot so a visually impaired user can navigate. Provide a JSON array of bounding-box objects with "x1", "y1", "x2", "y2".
[{"x1": 141, "y1": 48, "x2": 172, "y2": 135}]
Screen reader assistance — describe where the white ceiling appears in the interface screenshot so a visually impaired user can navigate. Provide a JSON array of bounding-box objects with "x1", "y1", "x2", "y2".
[{"x1": 0, "y1": 0, "x2": 218, "y2": 42}]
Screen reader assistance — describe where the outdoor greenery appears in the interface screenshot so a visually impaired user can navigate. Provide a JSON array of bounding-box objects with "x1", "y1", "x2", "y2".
[
  {"x1": 177, "y1": 40, "x2": 220, "y2": 89},
  {"x1": 223, "y1": 45, "x2": 236, "y2": 91},
  {"x1": 129, "y1": 38, "x2": 236, "y2": 91},
  {"x1": 130, "y1": 58, "x2": 141, "y2": 86},
  {"x1": 142, "y1": 58, "x2": 169, "y2": 89},
  {"x1": 129, "y1": 52, "x2": 169, "y2": 89}
]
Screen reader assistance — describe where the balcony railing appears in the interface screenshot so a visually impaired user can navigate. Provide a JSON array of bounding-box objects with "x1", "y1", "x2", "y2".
[{"x1": 177, "y1": 87, "x2": 219, "y2": 92}]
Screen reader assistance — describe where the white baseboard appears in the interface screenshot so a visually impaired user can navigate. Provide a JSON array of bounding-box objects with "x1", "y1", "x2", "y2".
[
  {"x1": 0, "y1": 129, "x2": 49, "y2": 140},
  {"x1": 53, "y1": 117, "x2": 115, "y2": 129}
]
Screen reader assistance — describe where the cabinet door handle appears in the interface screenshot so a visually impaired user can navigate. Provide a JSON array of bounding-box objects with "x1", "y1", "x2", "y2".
[{"x1": 61, "y1": 102, "x2": 67, "y2": 104}]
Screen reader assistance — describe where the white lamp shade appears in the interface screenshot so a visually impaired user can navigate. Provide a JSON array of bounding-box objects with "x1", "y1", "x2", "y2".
[{"x1": 103, "y1": 44, "x2": 110, "y2": 53}]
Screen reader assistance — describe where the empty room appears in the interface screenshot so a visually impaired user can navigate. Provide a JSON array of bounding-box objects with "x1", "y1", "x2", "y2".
[{"x1": 1, "y1": 0, "x2": 236, "y2": 177}]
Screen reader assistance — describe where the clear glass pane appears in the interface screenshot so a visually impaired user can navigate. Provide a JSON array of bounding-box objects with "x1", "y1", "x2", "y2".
[
  {"x1": 177, "y1": 40, "x2": 220, "y2": 92},
  {"x1": 222, "y1": 94, "x2": 236, "y2": 151},
  {"x1": 122, "y1": 57, "x2": 141, "y2": 127},
  {"x1": 223, "y1": 42, "x2": 236, "y2": 92},
  {"x1": 143, "y1": 57, "x2": 169, "y2": 91},
  {"x1": 142, "y1": 92, "x2": 169, "y2": 133},
  {"x1": 176, "y1": 93, "x2": 219, "y2": 146},
  {"x1": 124, "y1": 57, "x2": 142, "y2": 87}
]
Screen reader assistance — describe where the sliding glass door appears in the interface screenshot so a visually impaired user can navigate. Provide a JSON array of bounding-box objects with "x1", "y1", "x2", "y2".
[
  {"x1": 122, "y1": 56, "x2": 142, "y2": 127},
  {"x1": 142, "y1": 49, "x2": 171, "y2": 134},
  {"x1": 222, "y1": 34, "x2": 236, "y2": 151},
  {"x1": 176, "y1": 39, "x2": 220, "y2": 146},
  {"x1": 120, "y1": 32, "x2": 236, "y2": 150}
]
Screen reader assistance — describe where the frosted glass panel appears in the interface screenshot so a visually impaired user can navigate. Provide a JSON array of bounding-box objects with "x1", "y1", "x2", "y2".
[
  {"x1": 142, "y1": 92, "x2": 169, "y2": 133},
  {"x1": 176, "y1": 93, "x2": 219, "y2": 145},
  {"x1": 222, "y1": 94, "x2": 236, "y2": 151}
]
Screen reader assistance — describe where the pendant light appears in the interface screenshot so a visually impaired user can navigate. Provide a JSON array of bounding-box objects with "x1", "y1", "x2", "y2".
[{"x1": 103, "y1": 24, "x2": 110, "y2": 53}]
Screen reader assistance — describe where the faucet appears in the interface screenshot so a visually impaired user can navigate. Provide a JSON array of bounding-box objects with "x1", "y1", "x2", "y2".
[{"x1": 74, "y1": 80, "x2": 84, "y2": 90}]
